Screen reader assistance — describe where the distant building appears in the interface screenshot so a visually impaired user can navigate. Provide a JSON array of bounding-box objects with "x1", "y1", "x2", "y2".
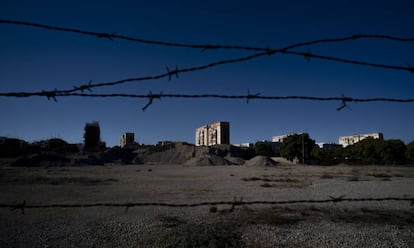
[
  {"x1": 83, "y1": 121, "x2": 102, "y2": 152},
  {"x1": 339, "y1": 132, "x2": 383, "y2": 147},
  {"x1": 195, "y1": 121, "x2": 230, "y2": 146},
  {"x1": 272, "y1": 135, "x2": 289, "y2": 143},
  {"x1": 272, "y1": 133, "x2": 303, "y2": 143},
  {"x1": 233, "y1": 143, "x2": 253, "y2": 148},
  {"x1": 120, "y1": 132, "x2": 135, "y2": 148}
]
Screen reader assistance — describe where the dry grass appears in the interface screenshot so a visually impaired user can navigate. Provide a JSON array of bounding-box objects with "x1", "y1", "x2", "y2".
[
  {"x1": 241, "y1": 177, "x2": 262, "y2": 181},
  {"x1": 4, "y1": 175, "x2": 118, "y2": 185},
  {"x1": 242, "y1": 175, "x2": 310, "y2": 188},
  {"x1": 366, "y1": 173, "x2": 392, "y2": 178},
  {"x1": 320, "y1": 173, "x2": 334, "y2": 179},
  {"x1": 347, "y1": 176, "x2": 360, "y2": 182}
]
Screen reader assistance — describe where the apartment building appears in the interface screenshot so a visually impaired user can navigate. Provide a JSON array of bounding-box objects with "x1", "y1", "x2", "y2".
[
  {"x1": 339, "y1": 132, "x2": 384, "y2": 147},
  {"x1": 195, "y1": 121, "x2": 230, "y2": 146}
]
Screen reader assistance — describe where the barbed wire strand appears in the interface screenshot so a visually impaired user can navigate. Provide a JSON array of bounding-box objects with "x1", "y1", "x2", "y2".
[
  {"x1": 0, "y1": 49, "x2": 413, "y2": 100},
  {"x1": 1, "y1": 196, "x2": 413, "y2": 214},
  {"x1": 1, "y1": 19, "x2": 413, "y2": 97},
  {"x1": 1, "y1": 19, "x2": 413, "y2": 77},
  {"x1": 1, "y1": 18, "x2": 414, "y2": 108},
  {"x1": 1, "y1": 19, "x2": 414, "y2": 52},
  {"x1": 1, "y1": 92, "x2": 413, "y2": 111}
]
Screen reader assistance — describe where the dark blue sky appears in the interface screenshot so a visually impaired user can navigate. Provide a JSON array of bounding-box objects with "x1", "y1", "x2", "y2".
[{"x1": 1, "y1": 0, "x2": 413, "y2": 146}]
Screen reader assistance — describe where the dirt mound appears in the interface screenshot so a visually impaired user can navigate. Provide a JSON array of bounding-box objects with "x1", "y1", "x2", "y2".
[
  {"x1": 225, "y1": 156, "x2": 245, "y2": 165},
  {"x1": 100, "y1": 147, "x2": 135, "y2": 164},
  {"x1": 134, "y1": 142, "x2": 208, "y2": 165},
  {"x1": 245, "y1": 155, "x2": 278, "y2": 166},
  {"x1": 133, "y1": 142, "x2": 252, "y2": 165},
  {"x1": 184, "y1": 154, "x2": 232, "y2": 166},
  {"x1": 11, "y1": 153, "x2": 71, "y2": 167}
]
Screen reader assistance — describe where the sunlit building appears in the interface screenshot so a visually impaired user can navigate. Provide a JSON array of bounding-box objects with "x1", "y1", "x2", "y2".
[
  {"x1": 272, "y1": 133, "x2": 303, "y2": 143},
  {"x1": 339, "y1": 132, "x2": 383, "y2": 147},
  {"x1": 195, "y1": 121, "x2": 230, "y2": 146},
  {"x1": 120, "y1": 132, "x2": 135, "y2": 148}
]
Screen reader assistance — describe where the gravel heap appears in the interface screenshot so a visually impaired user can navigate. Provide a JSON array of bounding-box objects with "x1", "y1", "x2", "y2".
[
  {"x1": 244, "y1": 155, "x2": 278, "y2": 166},
  {"x1": 184, "y1": 154, "x2": 232, "y2": 166}
]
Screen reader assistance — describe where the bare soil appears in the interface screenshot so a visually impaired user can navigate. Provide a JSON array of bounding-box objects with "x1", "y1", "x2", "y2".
[{"x1": 1, "y1": 163, "x2": 413, "y2": 247}]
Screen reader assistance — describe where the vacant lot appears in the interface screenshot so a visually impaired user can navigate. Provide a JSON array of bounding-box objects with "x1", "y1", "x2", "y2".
[{"x1": 1, "y1": 163, "x2": 413, "y2": 247}]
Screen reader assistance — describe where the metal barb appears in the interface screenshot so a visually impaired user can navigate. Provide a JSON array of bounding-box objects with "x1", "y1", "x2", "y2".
[
  {"x1": 246, "y1": 89, "x2": 260, "y2": 104},
  {"x1": 97, "y1": 32, "x2": 115, "y2": 41},
  {"x1": 329, "y1": 194, "x2": 346, "y2": 203},
  {"x1": 337, "y1": 95, "x2": 352, "y2": 111},
  {"x1": 11, "y1": 200, "x2": 26, "y2": 215},
  {"x1": 229, "y1": 196, "x2": 243, "y2": 212},
  {"x1": 166, "y1": 66, "x2": 179, "y2": 80},
  {"x1": 125, "y1": 202, "x2": 133, "y2": 213},
  {"x1": 75, "y1": 80, "x2": 93, "y2": 92},
  {"x1": 43, "y1": 90, "x2": 58, "y2": 102},
  {"x1": 304, "y1": 48, "x2": 312, "y2": 63},
  {"x1": 142, "y1": 91, "x2": 162, "y2": 111},
  {"x1": 201, "y1": 44, "x2": 216, "y2": 52}
]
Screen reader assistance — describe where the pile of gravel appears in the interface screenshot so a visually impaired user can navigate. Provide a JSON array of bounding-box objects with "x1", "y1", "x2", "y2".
[
  {"x1": 244, "y1": 155, "x2": 278, "y2": 167},
  {"x1": 184, "y1": 154, "x2": 232, "y2": 166},
  {"x1": 134, "y1": 143, "x2": 208, "y2": 165}
]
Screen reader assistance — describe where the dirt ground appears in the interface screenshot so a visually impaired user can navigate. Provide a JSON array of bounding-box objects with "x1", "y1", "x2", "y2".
[{"x1": 1, "y1": 163, "x2": 414, "y2": 247}]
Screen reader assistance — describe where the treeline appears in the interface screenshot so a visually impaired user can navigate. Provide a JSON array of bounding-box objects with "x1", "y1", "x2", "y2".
[
  {"x1": 272, "y1": 134, "x2": 414, "y2": 165},
  {"x1": 0, "y1": 138, "x2": 79, "y2": 157},
  {"x1": 313, "y1": 138, "x2": 413, "y2": 165}
]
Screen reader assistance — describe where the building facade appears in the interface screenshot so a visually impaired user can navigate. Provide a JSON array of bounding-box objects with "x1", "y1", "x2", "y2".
[
  {"x1": 272, "y1": 134, "x2": 289, "y2": 143},
  {"x1": 195, "y1": 121, "x2": 230, "y2": 146},
  {"x1": 120, "y1": 132, "x2": 135, "y2": 148},
  {"x1": 272, "y1": 133, "x2": 303, "y2": 143},
  {"x1": 339, "y1": 132, "x2": 384, "y2": 147}
]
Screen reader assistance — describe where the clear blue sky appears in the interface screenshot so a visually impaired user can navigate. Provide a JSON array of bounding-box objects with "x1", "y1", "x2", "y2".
[{"x1": 1, "y1": 0, "x2": 413, "y2": 146}]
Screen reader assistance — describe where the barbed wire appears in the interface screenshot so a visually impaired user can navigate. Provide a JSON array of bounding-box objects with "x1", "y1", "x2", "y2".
[
  {"x1": 1, "y1": 196, "x2": 413, "y2": 214},
  {"x1": 1, "y1": 18, "x2": 413, "y2": 109},
  {"x1": 1, "y1": 91, "x2": 413, "y2": 111},
  {"x1": 1, "y1": 19, "x2": 413, "y2": 77},
  {"x1": 0, "y1": 49, "x2": 413, "y2": 99},
  {"x1": 1, "y1": 19, "x2": 414, "y2": 51}
]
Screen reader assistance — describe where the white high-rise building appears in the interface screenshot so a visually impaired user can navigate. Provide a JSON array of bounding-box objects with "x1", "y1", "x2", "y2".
[{"x1": 195, "y1": 122, "x2": 230, "y2": 146}]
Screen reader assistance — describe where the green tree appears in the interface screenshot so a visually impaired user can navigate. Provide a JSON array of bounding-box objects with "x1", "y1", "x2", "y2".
[
  {"x1": 254, "y1": 142, "x2": 275, "y2": 157},
  {"x1": 45, "y1": 138, "x2": 79, "y2": 153},
  {"x1": 342, "y1": 138, "x2": 406, "y2": 165},
  {"x1": 375, "y1": 139, "x2": 406, "y2": 165},
  {"x1": 280, "y1": 133, "x2": 316, "y2": 163},
  {"x1": 0, "y1": 138, "x2": 28, "y2": 157},
  {"x1": 405, "y1": 141, "x2": 414, "y2": 162},
  {"x1": 311, "y1": 146, "x2": 342, "y2": 166}
]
